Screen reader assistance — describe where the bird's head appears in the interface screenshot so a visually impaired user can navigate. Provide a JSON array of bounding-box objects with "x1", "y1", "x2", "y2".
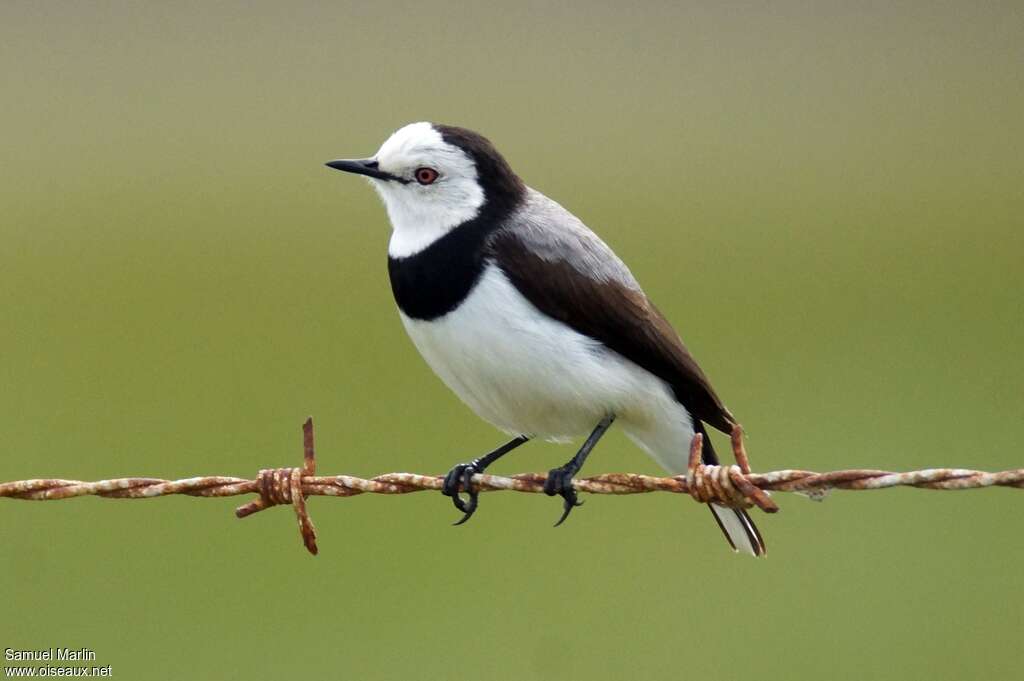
[{"x1": 326, "y1": 122, "x2": 524, "y2": 257}]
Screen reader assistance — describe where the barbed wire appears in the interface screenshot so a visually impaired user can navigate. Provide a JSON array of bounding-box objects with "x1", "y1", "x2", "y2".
[{"x1": 2, "y1": 418, "x2": 1022, "y2": 555}]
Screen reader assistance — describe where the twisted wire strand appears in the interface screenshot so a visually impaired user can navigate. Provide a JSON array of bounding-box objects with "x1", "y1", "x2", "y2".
[{"x1": 2, "y1": 418, "x2": 1022, "y2": 555}]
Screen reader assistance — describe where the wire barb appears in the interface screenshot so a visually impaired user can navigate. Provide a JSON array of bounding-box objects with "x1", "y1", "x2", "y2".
[
  {"x1": 2, "y1": 418, "x2": 1023, "y2": 555},
  {"x1": 234, "y1": 417, "x2": 319, "y2": 555},
  {"x1": 685, "y1": 429, "x2": 779, "y2": 513}
]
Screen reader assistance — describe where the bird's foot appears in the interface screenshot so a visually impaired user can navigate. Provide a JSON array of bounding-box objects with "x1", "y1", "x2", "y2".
[
  {"x1": 441, "y1": 459, "x2": 484, "y2": 525},
  {"x1": 543, "y1": 466, "x2": 584, "y2": 527}
]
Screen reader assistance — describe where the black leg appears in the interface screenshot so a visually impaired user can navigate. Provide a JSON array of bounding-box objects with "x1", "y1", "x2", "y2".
[
  {"x1": 544, "y1": 415, "x2": 615, "y2": 526},
  {"x1": 442, "y1": 435, "x2": 529, "y2": 525}
]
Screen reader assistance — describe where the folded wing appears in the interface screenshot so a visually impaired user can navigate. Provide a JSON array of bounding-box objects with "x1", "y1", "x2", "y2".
[{"x1": 486, "y1": 189, "x2": 737, "y2": 434}]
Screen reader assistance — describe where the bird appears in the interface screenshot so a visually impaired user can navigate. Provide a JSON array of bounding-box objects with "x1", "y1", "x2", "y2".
[{"x1": 325, "y1": 122, "x2": 765, "y2": 556}]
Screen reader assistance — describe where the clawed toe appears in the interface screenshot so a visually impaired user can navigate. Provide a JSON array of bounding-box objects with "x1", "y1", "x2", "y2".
[
  {"x1": 544, "y1": 467, "x2": 584, "y2": 527},
  {"x1": 439, "y1": 436, "x2": 531, "y2": 526},
  {"x1": 442, "y1": 460, "x2": 481, "y2": 525}
]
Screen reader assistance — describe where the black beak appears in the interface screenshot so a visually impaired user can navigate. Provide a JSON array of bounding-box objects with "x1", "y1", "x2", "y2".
[{"x1": 324, "y1": 158, "x2": 407, "y2": 183}]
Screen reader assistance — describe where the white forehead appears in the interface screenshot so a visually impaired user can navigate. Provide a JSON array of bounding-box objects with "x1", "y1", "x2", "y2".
[
  {"x1": 376, "y1": 122, "x2": 439, "y2": 158},
  {"x1": 375, "y1": 122, "x2": 474, "y2": 173}
]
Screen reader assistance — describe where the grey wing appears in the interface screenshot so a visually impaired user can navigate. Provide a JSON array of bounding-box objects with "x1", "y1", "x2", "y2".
[
  {"x1": 488, "y1": 188, "x2": 737, "y2": 433},
  {"x1": 498, "y1": 189, "x2": 643, "y2": 289}
]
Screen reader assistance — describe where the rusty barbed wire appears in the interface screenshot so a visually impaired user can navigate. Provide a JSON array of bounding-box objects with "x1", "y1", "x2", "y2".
[{"x1": 2, "y1": 418, "x2": 1022, "y2": 555}]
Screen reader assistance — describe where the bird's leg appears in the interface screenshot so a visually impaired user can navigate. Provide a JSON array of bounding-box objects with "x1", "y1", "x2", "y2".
[
  {"x1": 442, "y1": 435, "x2": 530, "y2": 525},
  {"x1": 544, "y1": 414, "x2": 615, "y2": 526}
]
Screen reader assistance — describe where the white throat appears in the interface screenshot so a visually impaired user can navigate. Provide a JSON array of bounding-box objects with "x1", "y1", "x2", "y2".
[
  {"x1": 382, "y1": 188, "x2": 483, "y2": 258},
  {"x1": 368, "y1": 122, "x2": 486, "y2": 259}
]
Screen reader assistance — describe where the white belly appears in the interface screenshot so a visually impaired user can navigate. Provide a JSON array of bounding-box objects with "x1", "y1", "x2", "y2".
[{"x1": 399, "y1": 265, "x2": 696, "y2": 472}]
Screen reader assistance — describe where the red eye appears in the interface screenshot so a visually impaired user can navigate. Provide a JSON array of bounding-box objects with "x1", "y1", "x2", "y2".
[{"x1": 414, "y1": 167, "x2": 439, "y2": 185}]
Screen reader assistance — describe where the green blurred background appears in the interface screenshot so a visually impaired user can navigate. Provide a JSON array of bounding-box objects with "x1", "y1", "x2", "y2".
[{"x1": 2, "y1": 1, "x2": 1022, "y2": 679}]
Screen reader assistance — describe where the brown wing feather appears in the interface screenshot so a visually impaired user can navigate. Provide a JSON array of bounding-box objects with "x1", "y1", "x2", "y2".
[{"x1": 490, "y1": 231, "x2": 737, "y2": 434}]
